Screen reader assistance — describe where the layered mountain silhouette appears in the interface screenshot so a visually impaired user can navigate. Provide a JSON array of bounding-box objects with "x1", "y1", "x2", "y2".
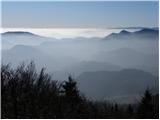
[
  {"x1": 64, "y1": 61, "x2": 122, "y2": 74},
  {"x1": 77, "y1": 69, "x2": 158, "y2": 100},
  {"x1": 93, "y1": 47, "x2": 158, "y2": 66},
  {"x1": 2, "y1": 28, "x2": 158, "y2": 50},
  {"x1": 52, "y1": 61, "x2": 123, "y2": 80},
  {"x1": 1, "y1": 28, "x2": 159, "y2": 102},
  {"x1": 2, "y1": 45, "x2": 60, "y2": 70},
  {"x1": 1, "y1": 31, "x2": 57, "y2": 49},
  {"x1": 92, "y1": 47, "x2": 158, "y2": 76},
  {"x1": 103, "y1": 28, "x2": 159, "y2": 40}
]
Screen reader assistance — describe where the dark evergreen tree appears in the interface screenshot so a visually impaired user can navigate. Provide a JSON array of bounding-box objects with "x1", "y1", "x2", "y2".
[
  {"x1": 126, "y1": 104, "x2": 134, "y2": 118},
  {"x1": 137, "y1": 88, "x2": 154, "y2": 118},
  {"x1": 114, "y1": 103, "x2": 119, "y2": 112},
  {"x1": 62, "y1": 76, "x2": 80, "y2": 102},
  {"x1": 61, "y1": 76, "x2": 85, "y2": 118}
]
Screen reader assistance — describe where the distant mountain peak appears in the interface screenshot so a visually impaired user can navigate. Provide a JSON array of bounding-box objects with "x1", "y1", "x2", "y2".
[
  {"x1": 119, "y1": 30, "x2": 130, "y2": 34},
  {"x1": 2, "y1": 31, "x2": 36, "y2": 36},
  {"x1": 103, "y1": 28, "x2": 158, "y2": 40},
  {"x1": 134, "y1": 28, "x2": 158, "y2": 34}
]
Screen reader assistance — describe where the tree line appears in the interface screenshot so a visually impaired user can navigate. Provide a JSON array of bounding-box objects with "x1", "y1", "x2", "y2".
[{"x1": 1, "y1": 62, "x2": 159, "y2": 118}]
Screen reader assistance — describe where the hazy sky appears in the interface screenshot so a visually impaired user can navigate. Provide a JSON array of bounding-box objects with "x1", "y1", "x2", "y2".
[{"x1": 2, "y1": 1, "x2": 159, "y2": 28}]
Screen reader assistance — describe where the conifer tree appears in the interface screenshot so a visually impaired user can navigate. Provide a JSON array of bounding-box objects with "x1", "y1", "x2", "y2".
[{"x1": 137, "y1": 88, "x2": 154, "y2": 118}]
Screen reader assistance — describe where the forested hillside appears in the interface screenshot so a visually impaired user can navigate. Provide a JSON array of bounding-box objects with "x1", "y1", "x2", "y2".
[{"x1": 1, "y1": 62, "x2": 158, "y2": 119}]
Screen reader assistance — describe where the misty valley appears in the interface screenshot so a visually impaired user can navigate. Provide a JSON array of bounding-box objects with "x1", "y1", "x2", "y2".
[{"x1": 1, "y1": 28, "x2": 159, "y2": 118}]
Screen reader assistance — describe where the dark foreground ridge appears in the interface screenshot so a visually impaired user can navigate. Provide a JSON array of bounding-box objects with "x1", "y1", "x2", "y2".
[{"x1": 1, "y1": 62, "x2": 159, "y2": 119}]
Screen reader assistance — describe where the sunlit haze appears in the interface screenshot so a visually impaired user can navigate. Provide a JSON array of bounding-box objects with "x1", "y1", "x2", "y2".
[{"x1": 1, "y1": 28, "x2": 140, "y2": 39}]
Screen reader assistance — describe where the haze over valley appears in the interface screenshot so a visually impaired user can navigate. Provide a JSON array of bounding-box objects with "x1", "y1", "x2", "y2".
[{"x1": 1, "y1": 28, "x2": 159, "y2": 102}]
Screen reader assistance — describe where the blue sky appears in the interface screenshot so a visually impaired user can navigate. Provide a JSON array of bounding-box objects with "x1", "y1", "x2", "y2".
[{"x1": 2, "y1": 1, "x2": 159, "y2": 28}]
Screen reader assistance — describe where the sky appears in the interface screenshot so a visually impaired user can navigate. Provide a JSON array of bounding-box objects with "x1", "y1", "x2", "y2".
[{"x1": 1, "y1": 1, "x2": 159, "y2": 28}]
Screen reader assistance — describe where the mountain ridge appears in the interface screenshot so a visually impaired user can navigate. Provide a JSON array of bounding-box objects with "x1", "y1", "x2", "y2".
[
  {"x1": 103, "y1": 28, "x2": 159, "y2": 40},
  {"x1": 77, "y1": 68, "x2": 158, "y2": 99}
]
